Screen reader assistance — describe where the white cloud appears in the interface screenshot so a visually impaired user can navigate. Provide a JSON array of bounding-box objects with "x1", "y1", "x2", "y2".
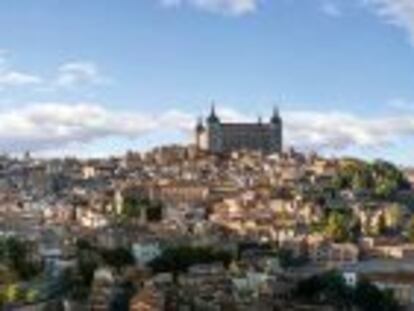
[
  {"x1": 160, "y1": 0, "x2": 260, "y2": 15},
  {"x1": 283, "y1": 110, "x2": 405, "y2": 150},
  {"x1": 0, "y1": 51, "x2": 43, "y2": 88},
  {"x1": 0, "y1": 103, "x2": 157, "y2": 152},
  {"x1": 0, "y1": 70, "x2": 42, "y2": 87},
  {"x1": 157, "y1": 0, "x2": 414, "y2": 45},
  {"x1": 321, "y1": 1, "x2": 342, "y2": 17},
  {"x1": 0, "y1": 54, "x2": 109, "y2": 90},
  {"x1": 1, "y1": 103, "x2": 414, "y2": 156},
  {"x1": 158, "y1": 0, "x2": 414, "y2": 47},
  {"x1": 363, "y1": 0, "x2": 414, "y2": 44},
  {"x1": 56, "y1": 61, "x2": 107, "y2": 87},
  {"x1": 158, "y1": 109, "x2": 196, "y2": 130}
]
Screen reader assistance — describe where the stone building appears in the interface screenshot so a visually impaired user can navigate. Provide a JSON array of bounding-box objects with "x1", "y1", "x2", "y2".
[{"x1": 196, "y1": 105, "x2": 282, "y2": 154}]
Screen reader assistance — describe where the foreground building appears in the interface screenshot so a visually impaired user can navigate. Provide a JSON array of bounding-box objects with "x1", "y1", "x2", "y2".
[{"x1": 196, "y1": 105, "x2": 283, "y2": 154}]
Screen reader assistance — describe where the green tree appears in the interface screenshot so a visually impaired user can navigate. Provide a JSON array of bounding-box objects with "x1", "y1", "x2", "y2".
[
  {"x1": 407, "y1": 215, "x2": 414, "y2": 243},
  {"x1": 147, "y1": 201, "x2": 163, "y2": 222},
  {"x1": 352, "y1": 164, "x2": 373, "y2": 192},
  {"x1": 77, "y1": 246, "x2": 100, "y2": 289},
  {"x1": 122, "y1": 197, "x2": 144, "y2": 219},
  {"x1": 121, "y1": 197, "x2": 163, "y2": 223},
  {"x1": 354, "y1": 279, "x2": 400, "y2": 311},
  {"x1": 295, "y1": 272, "x2": 352, "y2": 310},
  {"x1": 278, "y1": 248, "x2": 308, "y2": 269},
  {"x1": 149, "y1": 246, "x2": 233, "y2": 274},
  {"x1": 372, "y1": 160, "x2": 410, "y2": 199},
  {"x1": 26, "y1": 288, "x2": 39, "y2": 304},
  {"x1": 386, "y1": 204, "x2": 404, "y2": 231},
  {"x1": 333, "y1": 159, "x2": 410, "y2": 200},
  {"x1": 374, "y1": 213, "x2": 387, "y2": 236},
  {"x1": 325, "y1": 212, "x2": 349, "y2": 242},
  {"x1": 101, "y1": 247, "x2": 135, "y2": 271},
  {"x1": 349, "y1": 218, "x2": 362, "y2": 242},
  {"x1": 4, "y1": 284, "x2": 24, "y2": 303},
  {"x1": 375, "y1": 180, "x2": 398, "y2": 199},
  {"x1": 0, "y1": 237, "x2": 40, "y2": 280},
  {"x1": 295, "y1": 272, "x2": 400, "y2": 311}
]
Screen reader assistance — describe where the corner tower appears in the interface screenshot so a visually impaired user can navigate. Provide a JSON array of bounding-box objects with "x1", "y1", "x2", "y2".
[
  {"x1": 195, "y1": 117, "x2": 205, "y2": 150},
  {"x1": 206, "y1": 104, "x2": 223, "y2": 153},
  {"x1": 269, "y1": 106, "x2": 283, "y2": 153}
]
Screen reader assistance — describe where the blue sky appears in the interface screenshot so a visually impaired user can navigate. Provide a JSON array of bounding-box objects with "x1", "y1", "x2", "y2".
[{"x1": 0, "y1": 0, "x2": 414, "y2": 164}]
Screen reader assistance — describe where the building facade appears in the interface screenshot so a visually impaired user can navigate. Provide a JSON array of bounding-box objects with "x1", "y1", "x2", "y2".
[{"x1": 196, "y1": 106, "x2": 282, "y2": 154}]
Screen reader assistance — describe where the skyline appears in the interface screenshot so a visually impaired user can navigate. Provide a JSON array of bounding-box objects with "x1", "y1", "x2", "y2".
[{"x1": 0, "y1": 0, "x2": 414, "y2": 164}]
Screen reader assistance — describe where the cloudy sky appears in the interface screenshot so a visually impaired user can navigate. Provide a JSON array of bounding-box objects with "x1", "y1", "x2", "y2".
[{"x1": 0, "y1": 0, "x2": 414, "y2": 163}]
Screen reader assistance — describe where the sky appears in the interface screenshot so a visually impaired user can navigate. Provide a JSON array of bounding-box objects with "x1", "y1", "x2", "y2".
[{"x1": 0, "y1": 0, "x2": 414, "y2": 164}]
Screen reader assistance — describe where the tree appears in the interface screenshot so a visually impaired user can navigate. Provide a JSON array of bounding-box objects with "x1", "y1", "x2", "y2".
[
  {"x1": 122, "y1": 197, "x2": 144, "y2": 219},
  {"x1": 372, "y1": 160, "x2": 410, "y2": 199},
  {"x1": 295, "y1": 272, "x2": 400, "y2": 311},
  {"x1": 385, "y1": 204, "x2": 404, "y2": 231},
  {"x1": 25, "y1": 289, "x2": 39, "y2": 304},
  {"x1": 146, "y1": 201, "x2": 163, "y2": 222},
  {"x1": 325, "y1": 212, "x2": 349, "y2": 242},
  {"x1": 278, "y1": 248, "x2": 308, "y2": 269},
  {"x1": 101, "y1": 247, "x2": 135, "y2": 271},
  {"x1": 374, "y1": 213, "x2": 387, "y2": 236},
  {"x1": 63, "y1": 244, "x2": 101, "y2": 301},
  {"x1": 333, "y1": 159, "x2": 410, "y2": 200},
  {"x1": 294, "y1": 271, "x2": 352, "y2": 310},
  {"x1": 407, "y1": 215, "x2": 414, "y2": 243},
  {"x1": 322, "y1": 272, "x2": 353, "y2": 310},
  {"x1": 4, "y1": 284, "x2": 25, "y2": 304},
  {"x1": 349, "y1": 218, "x2": 362, "y2": 242},
  {"x1": 0, "y1": 237, "x2": 40, "y2": 280},
  {"x1": 375, "y1": 180, "x2": 398, "y2": 199},
  {"x1": 149, "y1": 246, "x2": 233, "y2": 274},
  {"x1": 76, "y1": 246, "x2": 100, "y2": 289},
  {"x1": 122, "y1": 197, "x2": 163, "y2": 223},
  {"x1": 354, "y1": 279, "x2": 400, "y2": 311},
  {"x1": 352, "y1": 164, "x2": 373, "y2": 192}
]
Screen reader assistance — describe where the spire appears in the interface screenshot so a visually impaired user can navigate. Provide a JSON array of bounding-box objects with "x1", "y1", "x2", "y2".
[
  {"x1": 207, "y1": 101, "x2": 220, "y2": 123},
  {"x1": 271, "y1": 105, "x2": 281, "y2": 124},
  {"x1": 211, "y1": 102, "x2": 216, "y2": 116},
  {"x1": 196, "y1": 116, "x2": 205, "y2": 132}
]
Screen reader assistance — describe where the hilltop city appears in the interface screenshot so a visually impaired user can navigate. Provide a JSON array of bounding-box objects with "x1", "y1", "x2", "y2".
[{"x1": 1, "y1": 107, "x2": 414, "y2": 311}]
